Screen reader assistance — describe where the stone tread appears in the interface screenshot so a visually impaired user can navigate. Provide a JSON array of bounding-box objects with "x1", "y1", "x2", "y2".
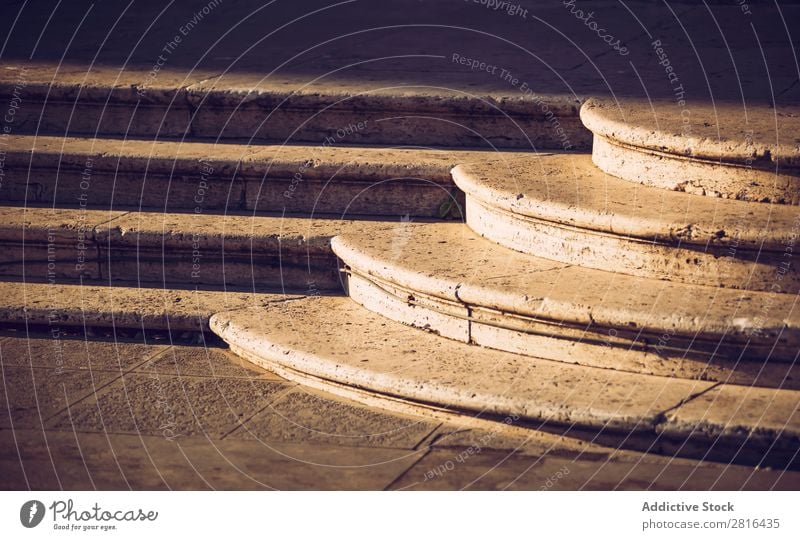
[
  {"x1": 452, "y1": 153, "x2": 800, "y2": 251},
  {"x1": 0, "y1": 205, "x2": 396, "y2": 253},
  {"x1": 331, "y1": 222, "x2": 800, "y2": 348},
  {"x1": 209, "y1": 296, "x2": 800, "y2": 455},
  {"x1": 580, "y1": 98, "x2": 800, "y2": 168},
  {"x1": 0, "y1": 280, "x2": 298, "y2": 330},
  {"x1": 0, "y1": 133, "x2": 515, "y2": 182},
  {"x1": 0, "y1": 62, "x2": 578, "y2": 116}
]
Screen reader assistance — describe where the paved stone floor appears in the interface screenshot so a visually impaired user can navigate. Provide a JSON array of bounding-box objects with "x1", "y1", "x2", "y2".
[{"x1": 1, "y1": 332, "x2": 797, "y2": 490}]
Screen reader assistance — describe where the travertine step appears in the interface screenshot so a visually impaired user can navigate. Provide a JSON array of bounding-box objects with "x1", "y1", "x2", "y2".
[
  {"x1": 0, "y1": 63, "x2": 588, "y2": 150},
  {"x1": 0, "y1": 135, "x2": 482, "y2": 217},
  {"x1": 581, "y1": 98, "x2": 800, "y2": 203},
  {"x1": 331, "y1": 222, "x2": 800, "y2": 388},
  {"x1": 210, "y1": 296, "x2": 800, "y2": 468},
  {"x1": 0, "y1": 206, "x2": 397, "y2": 291},
  {"x1": 452, "y1": 153, "x2": 800, "y2": 293},
  {"x1": 0, "y1": 280, "x2": 296, "y2": 332}
]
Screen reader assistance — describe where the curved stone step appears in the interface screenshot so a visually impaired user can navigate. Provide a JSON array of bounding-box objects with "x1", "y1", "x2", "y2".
[
  {"x1": 452, "y1": 153, "x2": 800, "y2": 293},
  {"x1": 0, "y1": 205, "x2": 396, "y2": 291},
  {"x1": 331, "y1": 223, "x2": 800, "y2": 389},
  {"x1": 0, "y1": 135, "x2": 479, "y2": 217},
  {"x1": 0, "y1": 62, "x2": 588, "y2": 150},
  {"x1": 210, "y1": 296, "x2": 800, "y2": 469},
  {"x1": 580, "y1": 98, "x2": 800, "y2": 204}
]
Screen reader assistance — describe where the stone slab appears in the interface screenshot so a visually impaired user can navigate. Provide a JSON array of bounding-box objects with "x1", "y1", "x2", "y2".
[
  {"x1": 0, "y1": 135, "x2": 486, "y2": 216},
  {"x1": 0, "y1": 428, "x2": 422, "y2": 490},
  {"x1": 582, "y1": 98, "x2": 800, "y2": 203},
  {"x1": 392, "y1": 449, "x2": 800, "y2": 490},
  {"x1": 48, "y1": 373, "x2": 290, "y2": 438},
  {"x1": 0, "y1": 366, "x2": 121, "y2": 428},
  {"x1": 210, "y1": 297, "x2": 713, "y2": 436},
  {"x1": 131, "y1": 344, "x2": 279, "y2": 379},
  {"x1": 454, "y1": 156, "x2": 800, "y2": 292},
  {"x1": 0, "y1": 280, "x2": 299, "y2": 331},
  {"x1": 332, "y1": 223, "x2": 800, "y2": 363},
  {"x1": 228, "y1": 386, "x2": 437, "y2": 449},
  {"x1": 662, "y1": 384, "x2": 800, "y2": 466},
  {"x1": 0, "y1": 334, "x2": 164, "y2": 370}
]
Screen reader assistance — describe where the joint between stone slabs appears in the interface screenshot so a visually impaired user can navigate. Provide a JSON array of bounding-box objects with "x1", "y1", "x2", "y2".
[
  {"x1": 383, "y1": 446, "x2": 432, "y2": 491},
  {"x1": 653, "y1": 381, "x2": 724, "y2": 427},
  {"x1": 411, "y1": 422, "x2": 446, "y2": 451},
  {"x1": 38, "y1": 366, "x2": 134, "y2": 428},
  {"x1": 218, "y1": 381, "x2": 299, "y2": 440}
]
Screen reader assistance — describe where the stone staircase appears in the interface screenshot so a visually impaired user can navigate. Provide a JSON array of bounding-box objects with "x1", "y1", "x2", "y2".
[
  {"x1": 212, "y1": 99, "x2": 800, "y2": 469},
  {"x1": 2, "y1": 63, "x2": 798, "y2": 473}
]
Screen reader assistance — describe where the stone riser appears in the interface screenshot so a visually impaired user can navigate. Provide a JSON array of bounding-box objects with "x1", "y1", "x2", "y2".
[
  {"x1": 9, "y1": 98, "x2": 590, "y2": 150},
  {"x1": 343, "y1": 270, "x2": 799, "y2": 389},
  {"x1": 0, "y1": 207, "x2": 402, "y2": 293},
  {"x1": 466, "y1": 197, "x2": 798, "y2": 294},
  {"x1": 1, "y1": 168, "x2": 461, "y2": 218},
  {"x1": 0, "y1": 245, "x2": 340, "y2": 291},
  {"x1": 592, "y1": 135, "x2": 800, "y2": 204}
]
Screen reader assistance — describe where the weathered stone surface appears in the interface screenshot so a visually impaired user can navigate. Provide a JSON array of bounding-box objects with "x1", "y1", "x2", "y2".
[
  {"x1": 662, "y1": 384, "x2": 800, "y2": 466},
  {"x1": 0, "y1": 205, "x2": 398, "y2": 290},
  {"x1": 453, "y1": 154, "x2": 800, "y2": 292},
  {"x1": 0, "y1": 207, "x2": 123, "y2": 281},
  {"x1": 132, "y1": 345, "x2": 278, "y2": 379},
  {"x1": 0, "y1": 281, "x2": 297, "y2": 331},
  {"x1": 49, "y1": 373, "x2": 289, "y2": 438},
  {"x1": 582, "y1": 98, "x2": 800, "y2": 203},
  {"x1": 0, "y1": 135, "x2": 485, "y2": 216},
  {"x1": 332, "y1": 223, "x2": 800, "y2": 374},
  {"x1": 428, "y1": 423, "x2": 607, "y2": 458},
  {"x1": 0, "y1": 335, "x2": 164, "y2": 370},
  {"x1": 211, "y1": 296, "x2": 713, "y2": 436},
  {"x1": 393, "y1": 449, "x2": 800, "y2": 490},
  {"x1": 0, "y1": 60, "x2": 588, "y2": 149},
  {"x1": 94, "y1": 211, "x2": 395, "y2": 290},
  {"x1": 0, "y1": 428, "x2": 422, "y2": 490},
  {"x1": 229, "y1": 387, "x2": 437, "y2": 449},
  {"x1": 0, "y1": 367, "x2": 121, "y2": 428}
]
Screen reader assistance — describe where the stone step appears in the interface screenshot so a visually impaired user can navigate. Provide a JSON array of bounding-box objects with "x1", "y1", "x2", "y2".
[
  {"x1": 0, "y1": 135, "x2": 484, "y2": 217},
  {"x1": 0, "y1": 206, "x2": 398, "y2": 291},
  {"x1": 0, "y1": 280, "x2": 296, "y2": 333},
  {"x1": 452, "y1": 153, "x2": 800, "y2": 293},
  {"x1": 331, "y1": 222, "x2": 800, "y2": 389},
  {"x1": 210, "y1": 296, "x2": 800, "y2": 469},
  {"x1": 0, "y1": 62, "x2": 588, "y2": 150},
  {"x1": 580, "y1": 98, "x2": 800, "y2": 204}
]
